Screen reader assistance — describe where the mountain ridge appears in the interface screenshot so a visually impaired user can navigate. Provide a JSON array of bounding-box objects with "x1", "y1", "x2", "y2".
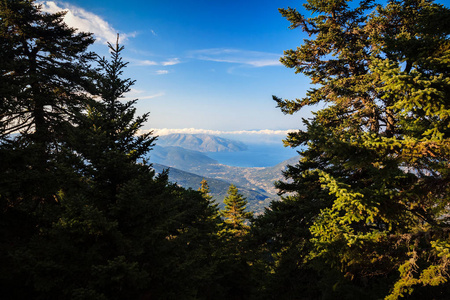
[{"x1": 157, "y1": 133, "x2": 247, "y2": 152}]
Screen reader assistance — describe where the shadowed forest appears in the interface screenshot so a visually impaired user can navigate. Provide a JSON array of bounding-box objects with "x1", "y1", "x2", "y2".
[{"x1": 1, "y1": 0, "x2": 449, "y2": 299}]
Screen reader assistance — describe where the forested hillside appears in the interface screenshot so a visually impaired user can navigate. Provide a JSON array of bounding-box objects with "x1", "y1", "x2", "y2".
[{"x1": 1, "y1": 0, "x2": 449, "y2": 299}]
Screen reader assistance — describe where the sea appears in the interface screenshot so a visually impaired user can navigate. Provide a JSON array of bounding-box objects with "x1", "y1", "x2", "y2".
[{"x1": 208, "y1": 143, "x2": 300, "y2": 168}]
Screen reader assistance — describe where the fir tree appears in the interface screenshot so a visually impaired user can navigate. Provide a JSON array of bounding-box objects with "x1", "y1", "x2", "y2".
[
  {"x1": 199, "y1": 178, "x2": 213, "y2": 202},
  {"x1": 216, "y1": 185, "x2": 254, "y2": 300},
  {"x1": 0, "y1": 0, "x2": 94, "y2": 140},
  {"x1": 257, "y1": 0, "x2": 450, "y2": 298},
  {"x1": 199, "y1": 178, "x2": 220, "y2": 215},
  {"x1": 0, "y1": 0, "x2": 95, "y2": 208},
  {"x1": 71, "y1": 34, "x2": 156, "y2": 206},
  {"x1": 221, "y1": 184, "x2": 253, "y2": 236},
  {"x1": 0, "y1": 6, "x2": 222, "y2": 297},
  {"x1": 0, "y1": 1, "x2": 95, "y2": 297}
]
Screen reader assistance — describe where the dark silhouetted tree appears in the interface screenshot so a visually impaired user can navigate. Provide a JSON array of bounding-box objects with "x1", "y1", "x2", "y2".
[
  {"x1": 0, "y1": 4, "x2": 222, "y2": 298},
  {"x1": 0, "y1": 0, "x2": 95, "y2": 208}
]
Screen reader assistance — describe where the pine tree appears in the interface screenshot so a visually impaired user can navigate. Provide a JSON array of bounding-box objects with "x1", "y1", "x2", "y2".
[
  {"x1": 199, "y1": 179, "x2": 213, "y2": 202},
  {"x1": 257, "y1": 0, "x2": 450, "y2": 298},
  {"x1": 71, "y1": 34, "x2": 156, "y2": 206},
  {"x1": 199, "y1": 178, "x2": 220, "y2": 213},
  {"x1": 0, "y1": 0, "x2": 95, "y2": 207},
  {"x1": 221, "y1": 184, "x2": 253, "y2": 236},
  {"x1": 215, "y1": 185, "x2": 255, "y2": 299},
  {"x1": 0, "y1": 1, "x2": 96, "y2": 297},
  {"x1": 2, "y1": 34, "x2": 223, "y2": 299},
  {"x1": 198, "y1": 178, "x2": 213, "y2": 206},
  {"x1": 0, "y1": 0, "x2": 94, "y2": 140}
]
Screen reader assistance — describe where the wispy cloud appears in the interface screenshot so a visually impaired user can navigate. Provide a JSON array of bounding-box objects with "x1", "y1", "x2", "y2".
[
  {"x1": 138, "y1": 92, "x2": 165, "y2": 99},
  {"x1": 156, "y1": 70, "x2": 169, "y2": 75},
  {"x1": 123, "y1": 89, "x2": 165, "y2": 101},
  {"x1": 40, "y1": 2, "x2": 180, "y2": 67},
  {"x1": 129, "y1": 58, "x2": 180, "y2": 67},
  {"x1": 40, "y1": 1, "x2": 134, "y2": 44},
  {"x1": 189, "y1": 48, "x2": 281, "y2": 67},
  {"x1": 141, "y1": 128, "x2": 298, "y2": 136},
  {"x1": 161, "y1": 58, "x2": 181, "y2": 66},
  {"x1": 129, "y1": 59, "x2": 158, "y2": 66}
]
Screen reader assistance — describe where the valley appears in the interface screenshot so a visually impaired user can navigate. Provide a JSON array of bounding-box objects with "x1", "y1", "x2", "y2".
[{"x1": 149, "y1": 134, "x2": 299, "y2": 213}]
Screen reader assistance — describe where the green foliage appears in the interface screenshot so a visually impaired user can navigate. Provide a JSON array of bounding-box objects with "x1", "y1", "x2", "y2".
[
  {"x1": 212, "y1": 185, "x2": 256, "y2": 299},
  {"x1": 221, "y1": 184, "x2": 253, "y2": 234},
  {"x1": 0, "y1": 3, "x2": 224, "y2": 299},
  {"x1": 256, "y1": 0, "x2": 450, "y2": 298},
  {"x1": 0, "y1": 0, "x2": 95, "y2": 140},
  {"x1": 68, "y1": 35, "x2": 156, "y2": 208},
  {"x1": 199, "y1": 178, "x2": 217, "y2": 208},
  {"x1": 0, "y1": 0, "x2": 96, "y2": 218},
  {"x1": 2, "y1": 0, "x2": 449, "y2": 298}
]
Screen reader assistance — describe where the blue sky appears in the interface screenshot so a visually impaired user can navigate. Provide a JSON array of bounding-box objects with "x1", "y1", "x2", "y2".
[
  {"x1": 40, "y1": 0, "x2": 314, "y2": 141},
  {"x1": 39, "y1": 0, "x2": 450, "y2": 142}
]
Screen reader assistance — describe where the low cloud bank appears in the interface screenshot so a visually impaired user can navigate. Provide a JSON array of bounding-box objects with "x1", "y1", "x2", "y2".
[
  {"x1": 142, "y1": 128, "x2": 298, "y2": 136},
  {"x1": 139, "y1": 128, "x2": 299, "y2": 145}
]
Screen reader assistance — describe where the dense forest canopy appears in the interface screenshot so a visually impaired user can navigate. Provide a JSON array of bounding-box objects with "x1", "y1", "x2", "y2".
[{"x1": 1, "y1": 0, "x2": 449, "y2": 299}]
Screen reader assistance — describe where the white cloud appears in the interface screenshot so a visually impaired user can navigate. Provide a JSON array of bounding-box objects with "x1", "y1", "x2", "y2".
[
  {"x1": 130, "y1": 59, "x2": 158, "y2": 66},
  {"x1": 138, "y1": 92, "x2": 165, "y2": 99},
  {"x1": 161, "y1": 58, "x2": 181, "y2": 66},
  {"x1": 39, "y1": 1, "x2": 133, "y2": 44},
  {"x1": 189, "y1": 48, "x2": 281, "y2": 67},
  {"x1": 141, "y1": 128, "x2": 298, "y2": 136},
  {"x1": 123, "y1": 89, "x2": 165, "y2": 101},
  {"x1": 129, "y1": 58, "x2": 180, "y2": 67},
  {"x1": 156, "y1": 70, "x2": 169, "y2": 75}
]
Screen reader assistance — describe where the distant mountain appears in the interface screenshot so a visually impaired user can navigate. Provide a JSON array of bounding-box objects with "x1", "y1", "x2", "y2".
[
  {"x1": 157, "y1": 134, "x2": 247, "y2": 152},
  {"x1": 150, "y1": 145, "x2": 218, "y2": 171}
]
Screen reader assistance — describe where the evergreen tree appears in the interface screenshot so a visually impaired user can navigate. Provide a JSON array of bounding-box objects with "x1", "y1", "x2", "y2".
[
  {"x1": 0, "y1": 3, "x2": 223, "y2": 296},
  {"x1": 0, "y1": 0, "x2": 94, "y2": 140},
  {"x1": 221, "y1": 184, "x2": 253, "y2": 236},
  {"x1": 0, "y1": 0, "x2": 95, "y2": 207},
  {"x1": 4, "y1": 35, "x2": 222, "y2": 300},
  {"x1": 216, "y1": 184, "x2": 254, "y2": 300},
  {"x1": 257, "y1": 0, "x2": 450, "y2": 298},
  {"x1": 199, "y1": 178, "x2": 219, "y2": 210},
  {"x1": 198, "y1": 178, "x2": 221, "y2": 228},
  {"x1": 0, "y1": 1, "x2": 95, "y2": 296},
  {"x1": 199, "y1": 178, "x2": 213, "y2": 202},
  {"x1": 71, "y1": 34, "x2": 156, "y2": 206}
]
